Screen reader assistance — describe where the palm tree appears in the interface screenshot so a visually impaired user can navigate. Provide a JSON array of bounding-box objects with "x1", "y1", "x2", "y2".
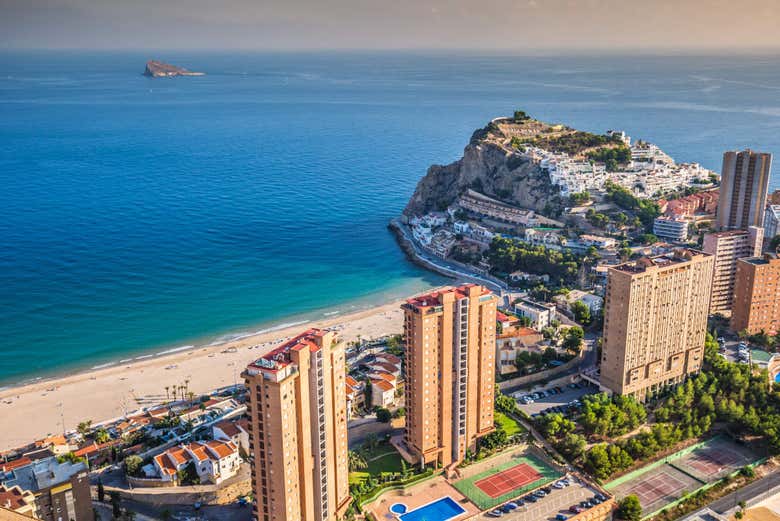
[
  {"x1": 348, "y1": 450, "x2": 368, "y2": 471},
  {"x1": 164, "y1": 386, "x2": 169, "y2": 401}
]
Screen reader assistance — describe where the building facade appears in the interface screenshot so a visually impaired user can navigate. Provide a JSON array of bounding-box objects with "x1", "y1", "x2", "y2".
[
  {"x1": 600, "y1": 249, "x2": 714, "y2": 400},
  {"x1": 514, "y1": 298, "x2": 556, "y2": 329},
  {"x1": 403, "y1": 284, "x2": 497, "y2": 469},
  {"x1": 765, "y1": 205, "x2": 780, "y2": 245},
  {"x1": 716, "y1": 150, "x2": 772, "y2": 231},
  {"x1": 653, "y1": 216, "x2": 690, "y2": 242},
  {"x1": 702, "y1": 227, "x2": 763, "y2": 316},
  {"x1": 0, "y1": 457, "x2": 91, "y2": 521},
  {"x1": 243, "y1": 329, "x2": 350, "y2": 521},
  {"x1": 731, "y1": 254, "x2": 780, "y2": 336}
]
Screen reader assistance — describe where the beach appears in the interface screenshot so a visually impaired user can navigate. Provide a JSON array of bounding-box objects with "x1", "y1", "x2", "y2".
[{"x1": 0, "y1": 300, "x2": 407, "y2": 452}]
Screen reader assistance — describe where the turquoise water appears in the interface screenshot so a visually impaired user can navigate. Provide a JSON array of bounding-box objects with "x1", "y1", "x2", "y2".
[
  {"x1": 399, "y1": 497, "x2": 465, "y2": 521},
  {"x1": 1, "y1": 51, "x2": 779, "y2": 384}
]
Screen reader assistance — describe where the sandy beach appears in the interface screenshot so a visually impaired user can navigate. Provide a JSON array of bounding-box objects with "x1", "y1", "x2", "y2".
[{"x1": 0, "y1": 299, "x2": 410, "y2": 451}]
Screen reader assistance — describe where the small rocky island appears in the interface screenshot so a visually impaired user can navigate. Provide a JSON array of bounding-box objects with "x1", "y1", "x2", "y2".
[{"x1": 143, "y1": 60, "x2": 204, "y2": 78}]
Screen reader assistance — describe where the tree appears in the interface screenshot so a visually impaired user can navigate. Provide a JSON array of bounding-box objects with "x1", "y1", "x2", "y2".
[
  {"x1": 77, "y1": 420, "x2": 93, "y2": 436},
  {"x1": 123, "y1": 455, "x2": 143, "y2": 477},
  {"x1": 513, "y1": 110, "x2": 531, "y2": 122},
  {"x1": 556, "y1": 433, "x2": 586, "y2": 460},
  {"x1": 348, "y1": 450, "x2": 367, "y2": 471},
  {"x1": 570, "y1": 301, "x2": 592, "y2": 326},
  {"x1": 94, "y1": 428, "x2": 110, "y2": 444},
  {"x1": 97, "y1": 480, "x2": 105, "y2": 502},
  {"x1": 562, "y1": 326, "x2": 584, "y2": 353},
  {"x1": 583, "y1": 444, "x2": 612, "y2": 480},
  {"x1": 770, "y1": 235, "x2": 780, "y2": 251},
  {"x1": 616, "y1": 495, "x2": 642, "y2": 521},
  {"x1": 109, "y1": 491, "x2": 122, "y2": 519},
  {"x1": 376, "y1": 408, "x2": 392, "y2": 423}
]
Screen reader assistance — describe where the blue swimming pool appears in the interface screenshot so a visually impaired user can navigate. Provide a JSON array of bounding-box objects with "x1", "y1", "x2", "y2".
[
  {"x1": 775, "y1": 372, "x2": 780, "y2": 383},
  {"x1": 391, "y1": 503, "x2": 408, "y2": 515},
  {"x1": 399, "y1": 497, "x2": 466, "y2": 521}
]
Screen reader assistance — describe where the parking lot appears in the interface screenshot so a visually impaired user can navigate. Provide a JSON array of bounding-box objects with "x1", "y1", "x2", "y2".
[
  {"x1": 514, "y1": 383, "x2": 596, "y2": 417},
  {"x1": 481, "y1": 476, "x2": 604, "y2": 521}
]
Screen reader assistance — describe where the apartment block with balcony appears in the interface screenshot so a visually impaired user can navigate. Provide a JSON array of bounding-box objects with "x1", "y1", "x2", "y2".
[
  {"x1": 402, "y1": 284, "x2": 497, "y2": 470},
  {"x1": 702, "y1": 227, "x2": 763, "y2": 316},
  {"x1": 716, "y1": 150, "x2": 772, "y2": 231},
  {"x1": 731, "y1": 254, "x2": 780, "y2": 336},
  {"x1": 600, "y1": 249, "x2": 714, "y2": 401},
  {"x1": 243, "y1": 329, "x2": 350, "y2": 521}
]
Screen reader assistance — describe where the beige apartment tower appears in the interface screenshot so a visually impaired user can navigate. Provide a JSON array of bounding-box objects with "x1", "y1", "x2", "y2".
[
  {"x1": 702, "y1": 226, "x2": 763, "y2": 315},
  {"x1": 403, "y1": 284, "x2": 497, "y2": 469},
  {"x1": 716, "y1": 149, "x2": 772, "y2": 231},
  {"x1": 731, "y1": 253, "x2": 780, "y2": 336},
  {"x1": 243, "y1": 329, "x2": 350, "y2": 521},
  {"x1": 600, "y1": 249, "x2": 714, "y2": 401}
]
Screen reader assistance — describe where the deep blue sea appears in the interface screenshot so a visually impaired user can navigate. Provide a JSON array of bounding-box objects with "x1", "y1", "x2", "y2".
[{"x1": 1, "y1": 51, "x2": 780, "y2": 385}]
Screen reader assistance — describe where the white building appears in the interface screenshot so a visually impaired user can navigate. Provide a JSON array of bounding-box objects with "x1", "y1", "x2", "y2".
[
  {"x1": 765, "y1": 205, "x2": 780, "y2": 244},
  {"x1": 653, "y1": 216, "x2": 690, "y2": 242},
  {"x1": 212, "y1": 419, "x2": 250, "y2": 453},
  {"x1": 514, "y1": 298, "x2": 557, "y2": 329}
]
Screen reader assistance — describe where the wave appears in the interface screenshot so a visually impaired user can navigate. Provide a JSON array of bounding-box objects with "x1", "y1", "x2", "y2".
[
  {"x1": 156, "y1": 345, "x2": 194, "y2": 356},
  {"x1": 91, "y1": 362, "x2": 117, "y2": 370}
]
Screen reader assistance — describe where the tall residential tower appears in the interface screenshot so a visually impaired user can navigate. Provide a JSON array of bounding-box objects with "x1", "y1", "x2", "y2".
[
  {"x1": 600, "y1": 249, "x2": 714, "y2": 400},
  {"x1": 243, "y1": 329, "x2": 350, "y2": 521},
  {"x1": 702, "y1": 227, "x2": 763, "y2": 316},
  {"x1": 731, "y1": 253, "x2": 780, "y2": 336},
  {"x1": 716, "y1": 149, "x2": 772, "y2": 231},
  {"x1": 402, "y1": 284, "x2": 497, "y2": 469}
]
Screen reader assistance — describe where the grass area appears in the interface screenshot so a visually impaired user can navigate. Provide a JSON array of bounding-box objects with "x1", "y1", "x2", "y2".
[
  {"x1": 349, "y1": 441, "x2": 405, "y2": 485},
  {"x1": 453, "y1": 453, "x2": 561, "y2": 511},
  {"x1": 495, "y1": 411, "x2": 523, "y2": 437}
]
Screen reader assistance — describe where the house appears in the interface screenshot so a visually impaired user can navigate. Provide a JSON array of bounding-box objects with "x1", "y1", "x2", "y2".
[
  {"x1": 453, "y1": 221, "x2": 470, "y2": 234},
  {"x1": 496, "y1": 311, "x2": 516, "y2": 331},
  {"x1": 345, "y1": 376, "x2": 365, "y2": 418},
  {"x1": 185, "y1": 441, "x2": 240, "y2": 485},
  {"x1": 508, "y1": 270, "x2": 550, "y2": 284},
  {"x1": 374, "y1": 353, "x2": 402, "y2": 372},
  {"x1": 514, "y1": 298, "x2": 556, "y2": 329},
  {"x1": 0, "y1": 485, "x2": 36, "y2": 518},
  {"x1": 369, "y1": 378, "x2": 396, "y2": 409},
  {"x1": 555, "y1": 290, "x2": 604, "y2": 314},
  {"x1": 367, "y1": 361, "x2": 401, "y2": 379},
  {"x1": 152, "y1": 446, "x2": 190, "y2": 483},
  {"x1": 495, "y1": 327, "x2": 546, "y2": 375},
  {"x1": 579, "y1": 234, "x2": 618, "y2": 250},
  {"x1": 212, "y1": 419, "x2": 250, "y2": 453}
]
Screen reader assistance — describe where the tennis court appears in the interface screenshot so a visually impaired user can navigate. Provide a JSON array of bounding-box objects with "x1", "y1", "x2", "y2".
[
  {"x1": 606, "y1": 463, "x2": 702, "y2": 515},
  {"x1": 453, "y1": 453, "x2": 560, "y2": 510},
  {"x1": 671, "y1": 436, "x2": 758, "y2": 482},
  {"x1": 474, "y1": 462, "x2": 541, "y2": 498}
]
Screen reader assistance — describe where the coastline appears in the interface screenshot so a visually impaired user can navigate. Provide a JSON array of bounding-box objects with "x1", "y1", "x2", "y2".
[{"x1": 0, "y1": 295, "x2": 425, "y2": 451}]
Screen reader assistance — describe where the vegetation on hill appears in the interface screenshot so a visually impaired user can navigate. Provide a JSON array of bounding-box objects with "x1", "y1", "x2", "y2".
[
  {"x1": 605, "y1": 181, "x2": 661, "y2": 229},
  {"x1": 486, "y1": 236, "x2": 580, "y2": 284},
  {"x1": 513, "y1": 130, "x2": 624, "y2": 156},
  {"x1": 587, "y1": 145, "x2": 631, "y2": 171}
]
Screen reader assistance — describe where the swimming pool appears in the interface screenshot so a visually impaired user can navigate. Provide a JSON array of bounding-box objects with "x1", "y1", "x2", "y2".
[
  {"x1": 391, "y1": 503, "x2": 408, "y2": 515},
  {"x1": 399, "y1": 497, "x2": 466, "y2": 521}
]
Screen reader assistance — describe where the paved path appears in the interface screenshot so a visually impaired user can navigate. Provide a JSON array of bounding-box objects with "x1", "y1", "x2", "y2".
[{"x1": 709, "y1": 472, "x2": 780, "y2": 514}]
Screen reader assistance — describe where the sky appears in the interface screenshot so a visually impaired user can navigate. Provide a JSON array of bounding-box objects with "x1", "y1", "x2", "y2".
[{"x1": 1, "y1": 0, "x2": 780, "y2": 51}]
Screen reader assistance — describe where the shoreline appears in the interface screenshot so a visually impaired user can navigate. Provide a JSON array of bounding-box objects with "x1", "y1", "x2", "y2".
[{"x1": 0, "y1": 294, "x2": 428, "y2": 451}]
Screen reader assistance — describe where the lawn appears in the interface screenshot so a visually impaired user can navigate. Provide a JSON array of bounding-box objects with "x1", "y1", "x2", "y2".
[
  {"x1": 349, "y1": 441, "x2": 405, "y2": 485},
  {"x1": 453, "y1": 453, "x2": 561, "y2": 511},
  {"x1": 495, "y1": 411, "x2": 523, "y2": 436}
]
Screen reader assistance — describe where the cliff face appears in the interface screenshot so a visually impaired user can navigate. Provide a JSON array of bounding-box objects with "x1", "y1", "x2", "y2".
[
  {"x1": 144, "y1": 60, "x2": 204, "y2": 78},
  {"x1": 403, "y1": 122, "x2": 564, "y2": 218}
]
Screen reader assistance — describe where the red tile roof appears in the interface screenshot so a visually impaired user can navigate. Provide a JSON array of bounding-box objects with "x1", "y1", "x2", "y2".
[
  {"x1": 0, "y1": 458, "x2": 31, "y2": 473},
  {"x1": 345, "y1": 375, "x2": 358, "y2": 387},
  {"x1": 405, "y1": 284, "x2": 491, "y2": 309},
  {"x1": 154, "y1": 454, "x2": 177, "y2": 476},
  {"x1": 214, "y1": 420, "x2": 241, "y2": 438},
  {"x1": 371, "y1": 379, "x2": 394, "y2": 392},
  {"x1": 248, "y1": 328, "x2": 327, "y2": 372},
  {"x1": 205, "y1": 440, "x2": 236, "y2": 459}
]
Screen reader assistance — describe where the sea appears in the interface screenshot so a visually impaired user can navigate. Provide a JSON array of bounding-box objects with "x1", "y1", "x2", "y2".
[{"x1": 1, "y1": 50, "x2": 780, "y2": 386}]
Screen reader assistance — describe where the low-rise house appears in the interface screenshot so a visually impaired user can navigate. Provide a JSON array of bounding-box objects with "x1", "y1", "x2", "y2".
[
  {"x1": 495, "y1": 327, "x2": 545, "y2": 375},
  {"x1": 369, "y1": 377, "x2": 396, "y2": 409},
  {"x1": 152, "y1": 440, "x2": 240, "y2": 485},
  {"x1": 0, "y1": 457, "x2": 91, "y2": 521},
  {"x1": 579, "y1": 234, "x2": 618, "y2": 250},
  {"x1": 508, "y1": 270, "x2": 550, "y2": 284},
  {"x1": 514, "y1": 298, "x2": 556, "y2": 329},
  {"x1": 72, "y1": 441, "x2": 117, "y2": 468},
  {"x1": 0, "y1": 485, "x2": 36, "y2": 518},
  {"x1": 152, "y1": 447, "x2": 190, "y2": 483},
  {"x1": 367, "y1": 361, "x2": 401, "y2": 379},
  {"x1": 212, "y1": 419, "x2": 249, "y2": 452},
  {"x1": 374, "y1": 353, "x2": 402, "y2": 372},
  {"x1": 345, "y1": 376, "x2": 365, "y2": 418},
  {"x1": 554, "y1": 290, "x2": 604, "y2": 314}
]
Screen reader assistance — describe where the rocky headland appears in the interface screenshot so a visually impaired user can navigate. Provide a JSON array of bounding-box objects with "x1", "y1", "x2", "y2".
[{"x1": 143, "y1": 60, "x2": 204, "y2": 78}]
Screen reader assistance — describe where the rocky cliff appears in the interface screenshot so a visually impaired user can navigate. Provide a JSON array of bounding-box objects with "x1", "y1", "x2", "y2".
[
  {"x1": 144, "y1": 60, "x2": 204, "y2": 78},
  {"x1": 402, "y1": 118, "x2": 565, "y2": 218}
]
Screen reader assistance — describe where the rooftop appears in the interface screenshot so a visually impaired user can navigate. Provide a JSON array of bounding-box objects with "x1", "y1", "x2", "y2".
[
  {"x1": 1, "y1": 456, "x2": 86, "y2": 492},
  {"x1": 404, "y1": 284, "x2": 492, "y2": 310},
  {"x1": 612, "y1": 248, "x2": 710, "y2": 274},
  {"x1": 246, "y1": 328, "x2": 328, "y2": 372}
]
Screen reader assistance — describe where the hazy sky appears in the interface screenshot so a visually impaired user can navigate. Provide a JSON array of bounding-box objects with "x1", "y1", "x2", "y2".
[{"x1": 2, "y1": 0, "x2": 780, "y2": 51}]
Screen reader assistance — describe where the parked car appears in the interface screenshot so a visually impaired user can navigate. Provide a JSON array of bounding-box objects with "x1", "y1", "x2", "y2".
[
  {"x1": 570, "y1": 506, "x2": 583, "y2": 514},
  {"x1": 556, "y1": 515, "x2": 569, "y2": 521},
  {"x1": 487, "y1": 509, "x2": 504, "y2": 517}
]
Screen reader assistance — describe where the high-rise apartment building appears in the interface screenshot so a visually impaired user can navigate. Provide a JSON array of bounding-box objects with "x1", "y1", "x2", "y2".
[
  {"x1": 600, "y1": 249, "x2": 714, "y2": 400},
  {"x1": 702, "y1": 227, "x2": 763, "y2": 315},
  {"x1": 403, "y1": 284, "x2": 497, "y2": 469},
  {"x1": 731, "y1": 253, "x2": 780, "y2": 336},
  {"x1": 243, "y1": 329, "x2": 350, "y2": 521},
  {"x1": 716, "y1": 149, "x2": 772, "y2": 231}
]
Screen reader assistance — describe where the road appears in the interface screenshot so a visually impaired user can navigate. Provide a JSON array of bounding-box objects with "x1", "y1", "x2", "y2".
[
  {"x1": 709, "y1": 471, "x2": 780, "y2": 514},
  {"x1": 516, "y1": 385, "x2": 594, "y2": 416}
]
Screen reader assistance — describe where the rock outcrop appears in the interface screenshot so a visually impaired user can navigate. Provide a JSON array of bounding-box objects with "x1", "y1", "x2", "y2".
[
  {"x1": 143, "y1": 60, "x2": 204, "y2": 78},
  {"x1": 402, "y1": 119, "x2": 565, "y2": 219}
]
